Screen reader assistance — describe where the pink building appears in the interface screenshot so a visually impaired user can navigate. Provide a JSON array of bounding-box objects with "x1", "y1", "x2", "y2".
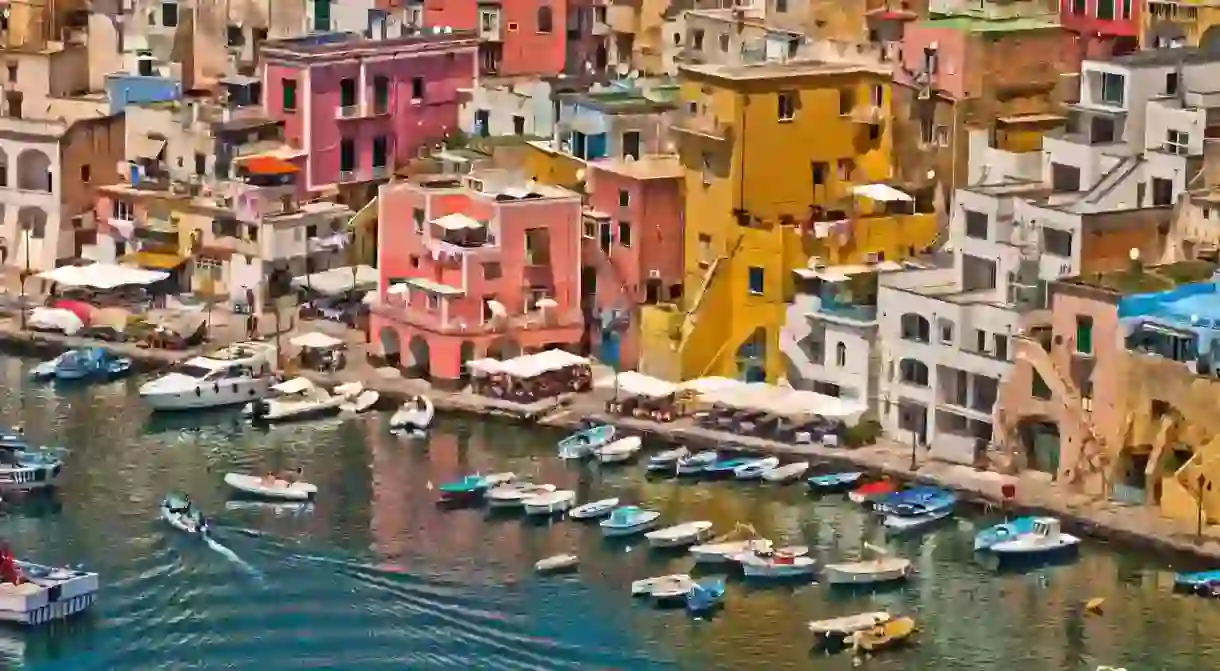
[
  {"x1": 582, "y1": 156, "x2": 684, "y2": 369},
  {"x1": 370, "y1": 170, "x2": 585, "y2": 385},
  {"x1": 261, "y1": 32, "x2": 478, "y2": 194}
]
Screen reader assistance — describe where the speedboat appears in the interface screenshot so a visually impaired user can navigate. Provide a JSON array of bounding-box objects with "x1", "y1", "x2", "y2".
[
  {"x1": 53, "y1": 348, "x2": 132, "y2": 382},
  {"x1": 973, "y1": 516, "x2": 1039, "y2": 552},
  {"x1": 558, "y1": 424, "x2": 616, "y2": 460},
  {"x1": 807, "y1": 471, "x2": 864, "y2": 493},
  {"x1": 0, "y1": 553, "x2": 99, "y2": 625},
  {"x1": 486, "y1": 483, "x2": 556, "y2": 509},
  {"x1": 569, "y1": 497, "x2": 620, "y2": 520},
  {"x1": 522, "y1": 490, "x2": 577, "y2": 516},
  {"x1": 30, "y1": 353, "x2": 68, "y2": 381},
  {"x1": 223, "y1": 472, "x2": 318, "y2": 501},
  {"x1": 595, "y1": 436, "x2": 642, "y2": 464},
  {"x1": 849, "y1": 480, "x2": 898, "y2": 505},
  {"x1": 738, "y1": 547, "x2": 817, "y2": 580},
  {"x1": 243, "y1": 377, "x2": 345, "y2": 423},
  {"x1": 762, "y1": 461, "x2": 810, "y2": 483},
  {"x1": 599, "y1": 506, "x2": 661, "y2": 537},
  {"x1": 734, "y1": 457, "x2": 780, "y2": 480},
  {"x1": 703, "y1": 457, "x2": 754, "y2": 480},
  {"x1": 436, "y1": 472, "x2": 516, "y2": 503},
  {"x1": 809, "y1": 612, "x2": 891, "y2": 647},
  {"x1": 647, "y1": 446, "x2": 689, "y2": 473},
  {"x1": 675, "y1": 451, "x2": 718, "y2": 476},
  {"x1": 139, "y1": 342, "x2": 277, "y2": 411},
  {"x1": 645, "y1": 521, "x2": 714, "y2": 548},
  {"x1": 986, "y1": 517, "x2": 1080, "y2": 566},
  {"x1": 686, "y1": 577, "x2": 726, "y2": 615},
  {"x1": 160, "y1": 494, "x2": 209, "y2": 535},
  {"x1": 389, "y1": 395, "x2": 435, "y2": 434}
]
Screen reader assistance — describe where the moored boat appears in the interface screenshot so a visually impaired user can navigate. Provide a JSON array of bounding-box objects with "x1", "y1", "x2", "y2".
[
  {"x1": 558, "y1": 425, "x2": 616, "y2": 460},
  {"x1": 675, "y1": 451, "x2": 718, "y2": 476},
  {"x1": 824, "y1": 556, "x2": 912, "y2": 586},
  {"x1": 874, "y1": 486, "x2": 954, "y2": 515},
  {"x1": 243, "y1": 377, "x2": 346, "y2": 423},
  {"x1": 53, "y1": 347, "x2": 132, "y2": 382},
  {"x1": 569, "y1": 497, "x2": 620, "y2": 520},
  {"x1": 139, "y1": 342, "x2": 277, "y2": 411},
  {"x1": 647, "y1": 446, "x2": 689, "y2": 473},
  {"x1": 973, "y1": 516, "x2": 1039, "y2": 552},
  {"x1": 849, "y1": 480, "x2": 898, "y2": 505},
  {"x1": 688, "y1": 523, "x2": 772, "y2": 564},
  {"x1": 437, "y1": 472, "x2": 516, "y2": 503},
  {"x1": 595, "y1": 436, "x2": 643, "y2": 464},
  {"x1": 30, "y1": 353, "x2": 68, "y2": 381},
  {"x1": 734, "y1": 457, "x2": 780, "y2": 480},
  {"x1": 389, "y1": 395, "x2": 435, "y2": 434},
  {"x1": 761, "y1": 461, "x2": 809, "y2": 483},
  {"x1": 631, "y1": 573, "x2": 690, "y2": 597},
  {"x1": 883, "y1": 508, "x2": 954, "y2": 535},
  {"x1": 685, "y1": 577, "x2": 726, "y2": 615},
  {"x1": 224, "y1": 472, "x2": 318, "y2": 501},
  {"x1": 703, "y1": 457, "x2": 754, "y2": 480},
  {"x1": 535, "y1": 554, "x2": 579, "y2": 574},
  {"x1": 600, "y1": 506, "x2": 661, "y2": 537},
  {"x1": 807, "y1": 471, "x2": 864, "y2": 493},
  {"x1": 0, "y1": 550, "x2": 99, "y2": 626},
  {"x1": 522, "y1": 490, "x2": 577, "y2": 516},
  {"x1": 645, "y1": 521, "x2": 714, "y2": 548},
  {"x1": 160, "y1": 494, "x2": 209, "y2": 535},
  {"x1": 649, "y1": 574, "x2": 696, "y2": 606},
  {"x1": 809, "y1": 612, "x2": 892, "y2": 646},
  {"x1": 1174, "y1": 568, "x2": 1220, "y2": 594},
  {"x1": 738, "y1": 547, "x2": 817, "y2": 580},
  {"x1": 986, "y1": 517, "x2": 1080, "y2": 566},
  {"x1": 851, "y1": 616, "x2": 916, "y2": 652},
  {"x1": 487, "y1": 483, "x2": 556, "y2": 509}
]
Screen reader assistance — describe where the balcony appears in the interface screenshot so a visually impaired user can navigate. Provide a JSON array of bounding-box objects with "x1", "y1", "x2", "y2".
[
  {"x1": 336, "y1": 104, "x2": 358, "y2": 119},
  {"x1": 371, "y1": 297, "x2": 582, "y2": 335},
  {"x1": 816, "y1": 302, "x2": 877, "y2": 323},
  {"x1": 846, "y1": 103, "x2": 883, "y2": 125},
  {"x1": 337, "y1": 170, "x2": 357, "y2": 183},
  {"x1": 671, "y1": 108, "x2": 733, "y2": 142}
]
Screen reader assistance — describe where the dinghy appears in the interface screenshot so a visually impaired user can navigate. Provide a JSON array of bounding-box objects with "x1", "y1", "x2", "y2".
[
  {"x1": 878, "y1": 488, "x2": 957, "y2": 535},
  {"x1": 535, "y1": 554, "x2": 579, "y2": 574},
  {"x1": 689, "y1": 523, "x2": 772, "y2": 564},
  {"x1": 160, "y1": 494, "x2": 209, "y2": 535},
  {"x1": 569, "y1": 497, "x2": 620, "y2": 520},
  {"x1": 809, "y1": 612, "x2": 892, "y2": 645},
  {"x1": 631, "y1": 573, "x2": 691, "y2": 597},
  {"x1": 437, "y1": 472, "x2": 516, "y2": 503},
  {"x1": 390, "y1": 395, "x2": 435, "y2": 434},
  {"x1": 849, "y1": 480, "x2": 897, "y2": 505},
  {"x1": 244, "y1": 377, "x2": 345, "y2": 423},
  {"x1": 522, "y1": 490, "x2": 577, "y2": 516},
  {"x1": 595, "y1": 436, "x2": 642, "y2": 464},
  {"x1": 647, "y1": 446, "x2": 689, "y2": 473},
  {"x1": 824, "y1": 556, "x2": 912, "y2": 586},
  {"x1": 734, "y1": 457, "x2": 780, "y2": 480},
  {"x1": 807, "y1": 471, "x2": 864, "y2": 493},
  {"x1": 883, "y1": 508, "x2": 954, "y2": 535},
  {"x1": 340, "y1": 389, "x2": 380, "y2": 414},
  {"x1": 686, "y1": 578, "x2": 726, "y2": 615},
  {"x1": 558, "y1": 425, "x2": 615, "y2": 460},
  {"x1": 487, "y1": 483, "x2": 556, "y2": 509},
  {"x1": 738, "y1": 547, "x2": 817, "y2": 580},
  {"x1": 600, "y1": 506, "x2": 661, "y2": 536},
  {"x1": 973, "y1": 516, "x2": 1038, "y2": 551},
  {"x1": 30, "y1": 353, "x2": 67, "y2": 381},
  {"x1": 645, "y1": 520, "x2": 714, "y2": 548},
  {"x1": 224, "y1": 472, "x2": 318, "y2": 501},
  {"x1": 761, "y1": 461, "x2": 809, "y2": 483},
  {"x1": 53, "y1": 347, "x2": 133, "y2": 382},
  {"x1": 675, "y1": 450, "x2": 717, "y2": 476},
  {"x1": 851, "y1": 616, "x2": 916, "y2": 652},
  {"x1": 703, "y1": 457, "x2": 754, "y2": 480},
  {"x1": 649, "y1": 574, "x2": 697, "y2": 606}
]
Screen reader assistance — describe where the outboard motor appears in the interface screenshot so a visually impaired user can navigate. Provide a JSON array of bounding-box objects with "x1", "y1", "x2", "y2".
[{"x1": 249, "y1": 400, "x2": 271, "y2": 422}]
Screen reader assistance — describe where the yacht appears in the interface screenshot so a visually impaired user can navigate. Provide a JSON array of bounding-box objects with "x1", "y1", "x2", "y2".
[{"x1": 139, "y1": 342, "x2": 277, "y2": 411}]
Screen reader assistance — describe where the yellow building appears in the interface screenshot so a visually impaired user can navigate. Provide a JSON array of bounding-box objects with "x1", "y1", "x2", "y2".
[
  {"x1": 1143, "y1": 1, "x2": 1220, "y2": 48},
  {"x1": 641, "y1": 60, "x2": 937, "y2": 383}
]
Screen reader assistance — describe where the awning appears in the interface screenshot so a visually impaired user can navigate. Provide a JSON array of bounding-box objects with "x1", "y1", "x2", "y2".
[
  {"x1": 130, "y1": 135, "x2": 166, "y2": 160},
  {"x1": 595, "y1": 371, "x2": 677, "y2": 398},
  {"x1": 121, "y1": 251, "x2": 186, "y2": 270},
  {"x1": 851, "y1": 184, "x2": 913, "y2": 202},
  {"x1": 290, "y1": 331, "x2": 344, "y2": 349},
  {"x1": 431, "y1": 213, "x2": 483, "y2": 230},
  {"x1": 37, "y1": 263, "x2": 169, "y2": 289},
  {"x1": 196, "y1": 245, "x2": 236, "y2": 260},
  {"x1": 291, "y1": 265, "x2": 377, "y2": 295},
  {"x1": 240, "y1": 155, "x2": 299, "y2": 175}
]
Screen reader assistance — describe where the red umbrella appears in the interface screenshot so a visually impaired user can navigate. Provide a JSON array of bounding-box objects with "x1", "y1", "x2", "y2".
[{"x1": 51, "y1": 299, "x2": 94, "y2": 326}]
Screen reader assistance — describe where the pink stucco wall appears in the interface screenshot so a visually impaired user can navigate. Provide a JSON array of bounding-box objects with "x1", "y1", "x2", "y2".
[
  {"x1": 424, "y1": 0, "x2": 594, "y2": 76},
  {"x1": 262, "y1": 34, "x2": 478, "y2": 192},
  {"x1": 371, "y1": 179, "x2": 585, "y2": 381},
  {"x1": 897, "y1": 26, "x2": 968, "y2": 100}
]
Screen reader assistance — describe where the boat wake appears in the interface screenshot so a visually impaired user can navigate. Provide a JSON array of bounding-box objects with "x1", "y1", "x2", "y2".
[{"x1": 204, "y1": 533, "x2": 264, "y2": 581}]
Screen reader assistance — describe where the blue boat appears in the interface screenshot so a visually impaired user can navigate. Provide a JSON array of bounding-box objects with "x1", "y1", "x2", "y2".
[
  {"x1": 873, "y1": 486, "x2": 954, "y2": 515},
  {"x1": 985, "y1": 518, "x2": 1080, "y2": 568},
  {"x1": 881, "y1": 489, "x2": 957, "y2": 536},
  {"x1": 30, "y1": 353, "x2": 69, "y2": 380},
  {"x1": 437, "y1": 472, "x2": 516, "y2": 503},
  {"x1": 686, "y1": 577, "x2": 726, "y2": 615},
  {"x1": 703, "y1": 457, "x2": 754, "y2": 479},
  {"x1": 600, "y1": 506, "x2": 661, "y2": 536},
  {"x1": 53, "y1": 348, "x2": 133, "y2": 382},
  {"x1": 675, "y1": 451, "x2": 718, "y2": 476},
  {"x1": 806, "y1": 472, "x2": 864, "y2": 493},
  {"x1": 558, "y1": 425, "x2": 616, "y2": 460},
  {"x1": 1176, "y1": 569, "x2": 1220, "y2": 595},
  {"x1": 973, "y1": 516, "x2": 1038, "y2": 552}
]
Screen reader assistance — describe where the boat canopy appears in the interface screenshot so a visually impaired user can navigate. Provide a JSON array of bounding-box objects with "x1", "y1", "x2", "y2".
[{"x1": 291, "y1": 265, "x2": 377, "y2": 295}]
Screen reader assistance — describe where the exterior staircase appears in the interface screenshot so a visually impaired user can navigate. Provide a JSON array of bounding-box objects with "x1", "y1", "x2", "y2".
[
  {"x1": 1083, "y1": 155, "x2": 1142, "y2": 206},
  {"x1": 674, "y1": 236, "x2": 746, "y2": 375},
  {"x1": 778, "y1": 294, "x2": 821, "y2": 386}
]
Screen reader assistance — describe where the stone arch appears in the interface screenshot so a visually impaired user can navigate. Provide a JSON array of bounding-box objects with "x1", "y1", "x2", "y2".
[
  {"x1": 378, "y1": 325, "x2": 401, "y2": 366},
  {"x1": 536, "y1": 5, "x2": 553, "y2": 33},
  {"x1": 486, "y1": 335, "x2": 521, "y2": 360},
  {"x1": 17, "y1": 206, "x2": 46, "y2": 240},
  {"x1": 1016, "y1": 417, "x2": 1060, "y2": 474},
  {"x1": 900, "y1": 313, "x2": 930, "y2": 342},
  {"x1": 407, "y1": 334, "x2": 430, "y2": 378},
  {"x1": 16, "y1": 148, "x2": 51, "y2": 192}
]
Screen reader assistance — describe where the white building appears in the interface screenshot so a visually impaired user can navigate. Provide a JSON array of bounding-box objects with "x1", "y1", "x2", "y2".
[{"x1": 460, "y1": 78, "x2": 557, "y2": 140}]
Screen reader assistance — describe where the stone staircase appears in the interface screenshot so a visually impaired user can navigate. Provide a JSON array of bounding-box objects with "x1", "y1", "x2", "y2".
[{"x1": 778, "y1": 295, "x2": 820, "y2": 386}]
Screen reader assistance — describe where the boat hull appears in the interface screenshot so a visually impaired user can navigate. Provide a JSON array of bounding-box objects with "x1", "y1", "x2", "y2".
[
  {"x1": 824, "y1": 565, "x2": 912, "y2": 586},
  {"x1": 601, "y1": 519, "x2": 660, "y2": 537},
  {"x1": 807, "y1": 473, "x2": 864, "y2": 493},
  {"x1": 984, "y1": 541, "x2": 1081, "y2": 569},
  {"x1": 741, "y1": 563, "x2": 816, "y2": 580},
  {"x1": 884, "y1": 509, "x2": 954, "y2": 535},
  {"x1": 569, "y1": 501, "x2": 617, "y2": 520},
  {"x1": 224, "y1": 473, "x2": 317, "y2": 501}
]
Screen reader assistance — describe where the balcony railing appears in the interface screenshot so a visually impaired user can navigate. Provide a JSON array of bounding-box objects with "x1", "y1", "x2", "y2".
[
  {"x1": 337, "y1": 170, "x2": 357, "y2": 183},
  {"x1": 370, "y1": 298, "x2": 583, "y2": 335},
  {"x1": 817, "y1": 302, "x2": 877, "y2": 323},
  {"x1": 337, "y1": 104, "x2": 358, "y2": 118}
]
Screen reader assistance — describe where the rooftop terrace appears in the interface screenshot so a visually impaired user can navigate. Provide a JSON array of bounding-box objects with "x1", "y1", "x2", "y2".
[{"x1": 1061, "y1": 260, "x2": 1220, "y2": 295}]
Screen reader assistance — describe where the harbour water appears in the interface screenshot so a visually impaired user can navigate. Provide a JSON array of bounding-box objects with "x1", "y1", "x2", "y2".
[{"x1": 5, "y1": 355, "x2": 1220, "y2": 670}]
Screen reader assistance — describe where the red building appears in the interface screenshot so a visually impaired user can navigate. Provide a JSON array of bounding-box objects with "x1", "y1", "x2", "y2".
[{"x1": 1059, "y1": 0, "x2": 1140, "y2": 59}]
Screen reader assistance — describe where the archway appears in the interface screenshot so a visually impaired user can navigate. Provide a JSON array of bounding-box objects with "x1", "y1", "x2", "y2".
[
  {"x1": 458, "y1": 340, "x2": 476, "y2": 377},
  {"x1": 486, "y1": 335, "x2": 521, "y2": 360},
  {"x1": 735, "y1": 327, "x2": 767, "y2": 382},
  {"x1": 1016, "y1": 418, "x2": 1060, "y2": 474},
  {"x1": 407, "y1": 334, "x2": 430, "y2": 378},
  {"x1": 16, "y1": 148, "x2": 51, "y2": 192},
  {"x1": 1201, "y1": 25, "x2": 1220, "y2": 53},
  {"x1": 378, "y1": 325, "x2": 401, "y2": 366}
]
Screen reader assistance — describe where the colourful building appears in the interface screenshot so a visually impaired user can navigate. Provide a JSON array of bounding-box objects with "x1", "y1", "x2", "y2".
[
  {"x1": 1143, "y1": 0, "x2": 1220, "y2": 48},
  {"x1": 1058, "y1": 0, "x2": 1141, "y2": 58},
  {"x1": 644, "y1": 59, "x2": 938, "y2": 383},
  {"x1": 369, "y1": 170, "x2": 585, "y2": 385},
  {"x1": 261, "y1": 31, "x2": 478, "y2": 196},
  {"x1": 582, "y1": 156, "x2": 685, "y2": 371}
]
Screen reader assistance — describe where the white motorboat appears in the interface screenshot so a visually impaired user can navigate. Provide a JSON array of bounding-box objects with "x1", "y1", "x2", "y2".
[
  {"x1": 390, "y1": 395, "x2": 435, "y2": 433},
  {"x1": 688, "y1": 523, "x2": 771, "y2": 564},
  {"x1": 522, "y1": 490, "x2": 577, "y2": 516},
  {"x1": 823, "y1": 557, "x2": 912, "y2": 586},
  {"x1": 0, "y1": 558, "x2": 99, "y2": 626},
  {"x1": 646, "y1": 446, "x2": 689, "y2": 472},
  {"x1": 739, "y1": 548, "x2": 817, "y2": 580},
  {"x1": 243, "y1": 377, "x2": 345, "y2": 423},
  {"x1": 675, "y1": 450, "x2": 717, "y2": 476},
  {"x1": 645, "y1": 521, "x2": 714, "y2": 548},
  {"x1": 224, "y1": 473, "x2": 318, "y2": 502},
  {"x1": 569, "y1": 497, "x2": 620, "y2": 520},
  {"x1": 595, "y1": 436, "x2": 642, "y2": 464},
  {"x1": 988, "y1": 517, "x2": 1081, "y2": 561},
  {"x1": 599, "y1": 506, "x2": 662, "y2": 536},
  {"x1": 139, "y1": 342, "x2": 277, "y2": 411},
  {"x1": 761, "y1": 461, "x2": 810, "y2": 483},
  {"x1": 808, "y1": 612, "x2": 892, "y2": 641},
  {"x1": 487, "y1": 483, "x2": 556, "y2": 509},
  {"x1": 649, "y1": 575, "x2": 697, "y2": 605},
  {"x1": 734, "y1": 457, "x2": 780, "y2": 480},
  {"x1": 535, "y1": 554, "x2": 579, "y2": 573},
  {"x1": 160, "y1": 494, "x2": 209, "y2": 535},
  {"x1": 631, "y1": 573, "x2": 691, "y2": 597}
]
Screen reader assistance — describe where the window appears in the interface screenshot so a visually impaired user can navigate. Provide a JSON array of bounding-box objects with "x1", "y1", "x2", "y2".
[
  {"x1": 899, "y1": 359, "x2": 929, "y2": 386},
  {"x1": 373, "y1": 75, "x2": 389, "y2": 114},
  {"x1": 939, "y1": 319, "x2": 954, "y2": 344},
  {"x1": 835, "y1": 342, "x2": 847, "y2": 367},
  {"x1": 618, "y1": 221, "x2": 632, "y2": 247},
  {"x1": 1031, "y1": 371, "x2": 1052, "y2": 400},
  {"x1": 934, "y1": 125, "x2": 949, "y2": 147},
  {"x1": 747, "y1": 266, "x2": 765, "y2": 295},
  {"x1": 964, "y1": 209, "x2": 988, "y2": 239},
  {"x1": 413, "y1": 207, "x2": 425, "y2": 233},
  {"x1": 622, "y1": 131, "x2": 641, "y2": 160},
  {"x1": 5, "y1": 62, "x2": 14, "y2": 83},
  {"x1": 112, "y1": 200, "x2": 134, "y2": 221},
  {"x1": 900, "y1": 314, "x2": 930, "y2": 342},
  {"x1": 372, "y1": 136, "x2": 388, "y2": 168},
  {"x1": 811, "y1": 161, "x2": 827, "y2": 185},
  {"x1": 582, "y1": 218, "x2": 596, "y2": 238},
  {"x1": 427, "y1": 294, "x2": 440, "y2": 310},
  {"x1": 409, "y1": 254, "x2": 419, "y2": 268},
  {"x1": 512, "y1": 115, "x2": 525, "y2": 135},
  {"x1": 80, "y1": 164, "x2": 90, "y2": 183},
  {"x1": 1166, "y1": 129, "x2": 1189, "y2": 155},
  {"x1": 537, "y1": 5, "x2": 553, "y2": 33},
  {"x1": 870, "y1": 84, "x2": 883, "y2": 107},
  {"x1": 411, "y1": 77, "x2": 424, "y2": 101},
  {"x1": 1096, "y1": 0, "x2": 1114, "y2": 20},
  {"x1": 1041, "y1": 227, "x2": 1073, "y2": 256},
  {"x1": 869, "y1": 124, "x2": 881, "y2": 141},
  {"x1": 1121, "y1": 0, "x2": 1132, "y2": 18},
  {"x1": 1100, "y1": 72, "x2": 1125, "y2": 106},
  {"x1": 1166, "y1": 71, "x2": 1180, "y2": 96},
  {"x1": 1050, "y1": 162, "x2": 1081, "y2": 192},
  {"x1": 692, "y1": 29, "x2": 704, "y2": 50},
  {"x1": 483, "y1": 262, "x2": 502, "y2": 280},
  {"x1": 777, "y1": 91, "x2": 797, "y2": 121},
  {"x1": 698, "y1": 233, "x2": 712, "y2": 264},
  {"x1": 1152, "y1": 177, "x2": 1174, "y2": 206},
  {"x1": 194, "y1": 152, "x2": 206, "y2": 176},
  {"x1": 281, "y1": 78, "x2": 297, "y2": 112},
  {"x1": 838, "y1": 87, "x2": 854, "y2": 115},
  {"x1": 994, "y1": 333, "x2": 1009, "y2": 360},
  {"x1": 837, "y1": 159, "x2": 854, "y2": 181},
  {"x1": 161, "y1": 1, "x2": 178, "y2": 27},
  {"x1": 775, "y1": 0, "x2": 788, "y2": 11},
  {"x1": 339, "y1": 139, "x2": 355, "y2": 173},
  {"x1": 227, "y1": 25, "x2": 244, "y2": 46},
  {"x1": 700, "y1": 151, "x2": 713, "y2": 186},
  {"x1": 718, "y1": 33, "x2": 730, "y2": 52},
  {"x1": 1072, "y1": 0, "x2": 1085, "y2": 13},
  {"x1": 619, "y1": 189, "x2": 629, "y2": 207},
  {"x1": 480, "y1": 10, "x2": 497, "y2": 31}
]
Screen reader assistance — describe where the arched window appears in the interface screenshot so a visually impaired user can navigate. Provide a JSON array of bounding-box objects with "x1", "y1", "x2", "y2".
[
  {"x1": 835, "y1": 342, "x2": 847, "y2": 367},
  {"x1": 0, "y1": 147, "x2": 8, "y2": 187},
  {"x1": 16, "y1": 148, "x2": 51, "y2": 192},
  {"x1": 537, "y1": 5, "x2": 553, "y2": 33},
  {"x1": 899, "y1": 358, "x2": 930, "y2": 387},
  {"x1": 900, "y1": 313, "x2": 930, "y2": 343}
]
